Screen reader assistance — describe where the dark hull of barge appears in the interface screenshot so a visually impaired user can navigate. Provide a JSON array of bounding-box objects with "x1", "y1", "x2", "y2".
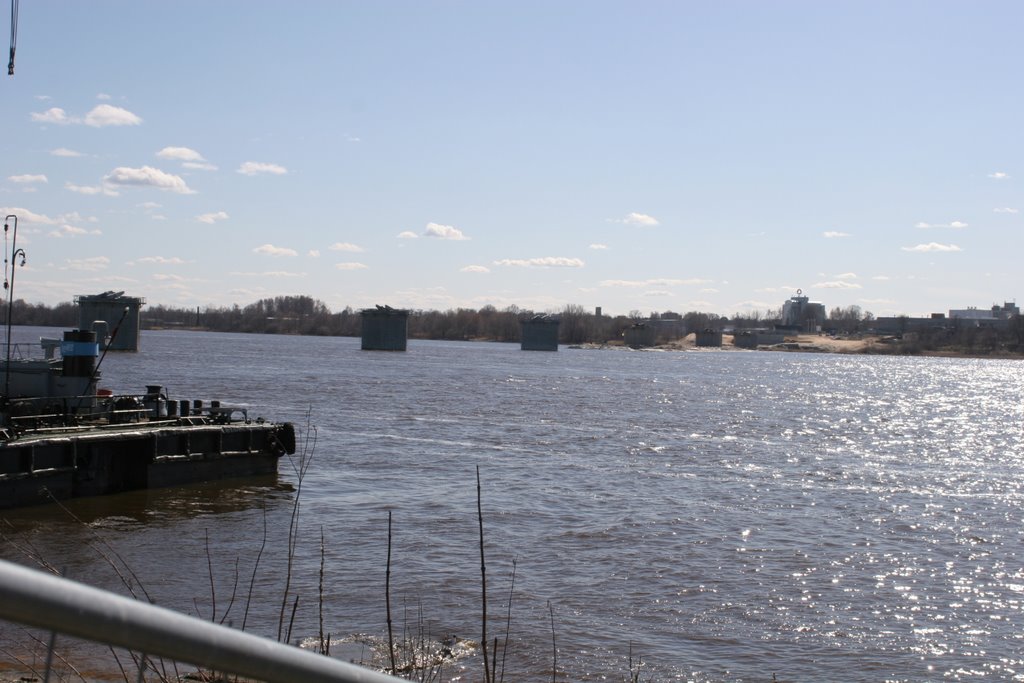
[{"x1": 0, "y1": 419, "x2": 296, "y2": 510}]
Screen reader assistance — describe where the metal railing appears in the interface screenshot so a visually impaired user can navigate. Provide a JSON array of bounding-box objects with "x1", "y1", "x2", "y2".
[{"x1": 0, "y1": 559, "x2": 402, "y2": 683}]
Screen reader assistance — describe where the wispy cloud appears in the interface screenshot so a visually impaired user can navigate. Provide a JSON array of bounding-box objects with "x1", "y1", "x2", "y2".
[
  {"x1": 61, "y1": 256, "x2": 110, "y2": 271},
  {"x1": 308, "y1": 250, "x2": 320, "y2": 258},
  {"x1": 50, "y1": 147, "x2": 83, "y2": 157},
  {"x1": 823, "y1": 231, "x2": 851, "y2": 238},
  {"x1": 423, "y1": 223, "x2": 469, "y2": 240},
  {"x1": 612, "y1": 212, "x2": 660, "y2": 226},
  {"x1": 993, "y1": 207, "x2": 1019, "y2": 214},
  {"x1": 813, "y1": 280, "x2": 863, "y2": 289},
  {"x1": 396, "y1": 231, "x2": 418, "y2": 239},
  {"x1": 0, "y1": 206, "x2": 56, "y2": 224},
  {"x1": 159, "y1": 146, "x2": 217, "y2": 171},
  {"x1": 8, "y1": 174, "x2": 47, "y2": 184},
  {"x1": 136, "y1": 256, "x2": 186, "y2": 265},
  {"x1": 335, "y1": 262, "x2": 368, "y2": 270},
  {"x1": 599, "y1": 277, "x2": 710, "y2": 287},
  {"x1": 988, "y1": 171, "x2": 1010, "y2": 180},
  {"x1": 237, "y1": 161, "x2": 288, "y2": 176},
  {"x1": 196, "y1": 211, "x2": 229, "y2": 224},
  {"x1": 104, "y1": 166, "x2": 195, "y2": 194},
  {"x1": 589, "y1": 243, "x2": 609, "y2": 250},
  {"x1": 494, "y1": 257, "x2": 584, "y2": 268},
  {"x1": 901, "y1": 242, "x2": 962, "y2": 253},
  {"x1": 328, "y1": 242, "x2": 364, "y2": 252},
  {"x1": 229, "y1": 270, "x2": 306, "y2": 278},
  {"x1": 461, "y1": 265, "x2": 490, "y2": 273},
  {"x1": 253, "y1": 244, "x2": 298, "y2": 257},
  {"x1": 65, "y1": 182, "x2": 118, "y2": 196},
  {"x1": 915, "y1": 220, "x2": 968, "y2": 229}
]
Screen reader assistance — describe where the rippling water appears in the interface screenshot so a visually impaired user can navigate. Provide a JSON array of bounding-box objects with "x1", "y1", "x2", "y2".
[{"x1": 2, "y1": 329, "x2": 1023, "y2": 682}]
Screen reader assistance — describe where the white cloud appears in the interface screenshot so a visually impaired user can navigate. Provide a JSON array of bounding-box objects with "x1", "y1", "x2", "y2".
[
  {"x1": 103, "y1": 166, "x2": 195, "y2": 194},
  {"x1": 872, "y1": 275, "x2": 891, "y2": 280},
  {"x1": 8, "y1": 174, "x2": 47, "y2": 184},
  {"x1": 253, "y1": 244, "x2": 298, "y2": 257},
  {"x1": 308, "y1": 250, "x2": 320, "y2": 258},
  {"x1": 151, "y1": 273, "x2": 185, "y2": 281},
  {"x1": 50, "y1": 147, "x2": 83, "y2": 157},
  {"x1": 138, "y1": 201, "x2": 162, "y2": 210},
  {"x1": 813, "y1": 281, "x2": 863, "y2": 289},
  {"x1": 613, "y1": 212, "x2": 660, "y2": 226},
  {"x1": 599, "y1": 277, "x2": 710, "y2": 287},
  {"x1": 228, "y1": 270, "x2": 306, "y2": 278},
  {"x1": 834, "y1": 272, "x2": 858, "y2": 280},
  {"x1": 993, "y1": 207, "x2": 1019, "y2": 214},
  {"x1": 461, "y1": 265, "x2": 490, "y2": 273},
  {"x1": 328, "y1": 242, "x2": 364, "y2": 252},
  {"x1": 31, "y1": 107, "x2": 70, "y2": 124},
  {"x1": 397, "y1": 231, "x2": 419, "y2": 239},
  {"x1": 589, "y1": 243, "x2": 609, "y2": 250},
  {"x1": 136, "y1": 256, "x2": 186, "y2": 265},
  {"x1": 423, "y1": 222, "x2": 469, "y2": 240},
  {"x1": 157, "y1": 146, "x2": 204, "y2": 161},
  {"x1": 96, "y1": 93, "x2": 111, "y2": 100},
  {"x1": 196, "y1": 211, "x2": 229, "y2": 224},
  {"x1": 237, "y1": 161, "x2": 288, "y2": 176},
  {"x1": 50, "y1": 224, "x2": 102, "y2": 238},
  {"x1": 84, "y1": 104, "x2": 142, "y2": 127},
  {"x1": 823, "y1": 231, "x2": 851, "y2": 238},
  {"x1": 158, "y1": 147, "x2": 217, "y2": 171},
  {"x1": 0, "y1": 206, "x2": 56, "y2": 224},
  {"x1": 901, "y1": 242, "x2": 962, "y2": 253},
  {"x1": 988, "y1": 171, "x2": 1010, "y2": 180},
  {"x1": 65, "y1": 182, "x2": 117, "y2": 196},
  {"x1": 643, "y1": 290, "x2": 673, "y2": 297},
  {"x1": 335, "y1": 262, "x2": 368, "y2": 270},
  {"x1": 62, "y1": 256, "x2": 110, "y2": 271},
  {"x1": 915, "y1": 220, "x2": 968, "y2": 229},
  {"x1": 494, "y1": 257, "x2": 584, "y2": 268}
]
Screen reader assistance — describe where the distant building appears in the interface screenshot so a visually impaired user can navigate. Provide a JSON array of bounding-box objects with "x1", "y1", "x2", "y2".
[
  {"x1": 949, "y1": 301, "x2": 1019, "y2": 321},
  {"x1": 780, "y1": 290, "x2": 826, "y2": 331}
]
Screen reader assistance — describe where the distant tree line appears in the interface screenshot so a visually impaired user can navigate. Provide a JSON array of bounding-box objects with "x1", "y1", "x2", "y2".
[{"x1": 6, "y1": 295, "x2": 1021, "y2": 354}]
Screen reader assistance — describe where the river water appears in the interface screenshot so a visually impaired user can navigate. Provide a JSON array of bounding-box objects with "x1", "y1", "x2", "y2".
[{"x1": 1, "y1": 328, "x2": 1023, "y2": 682}]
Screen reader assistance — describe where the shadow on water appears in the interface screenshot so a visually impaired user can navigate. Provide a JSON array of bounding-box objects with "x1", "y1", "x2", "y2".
[{"x1": 1, "y1": 475, "x2": 295, "y2": 528}]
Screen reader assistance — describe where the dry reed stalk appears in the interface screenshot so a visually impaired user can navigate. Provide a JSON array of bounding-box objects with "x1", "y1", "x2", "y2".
[
  {"x1": 476, "y1": 465, "x2": 490, "y2": 683},
  {"x1": 386, "y1": 510, "x2": 397, "y2": 674}
]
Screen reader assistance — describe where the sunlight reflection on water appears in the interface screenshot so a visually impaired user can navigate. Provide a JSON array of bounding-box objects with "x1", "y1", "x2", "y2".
[{"x1": 1, "y1": 330, "x2": 1022, "y2": 681}]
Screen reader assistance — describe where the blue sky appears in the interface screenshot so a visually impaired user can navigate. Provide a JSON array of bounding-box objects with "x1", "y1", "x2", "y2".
[{"x1": 1, "y1": 1, "x2": 1020, "y2": 318}]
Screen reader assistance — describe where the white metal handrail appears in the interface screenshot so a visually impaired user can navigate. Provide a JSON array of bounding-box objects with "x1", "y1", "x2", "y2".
[{"x1": 0, "y1": 559, "x2": 401, "y2": 683}]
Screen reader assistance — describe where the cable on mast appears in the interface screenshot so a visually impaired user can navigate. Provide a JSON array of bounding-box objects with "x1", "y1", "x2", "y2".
[{"x1": 8, "y1": 0, "x2": 18, "y2": 75}]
